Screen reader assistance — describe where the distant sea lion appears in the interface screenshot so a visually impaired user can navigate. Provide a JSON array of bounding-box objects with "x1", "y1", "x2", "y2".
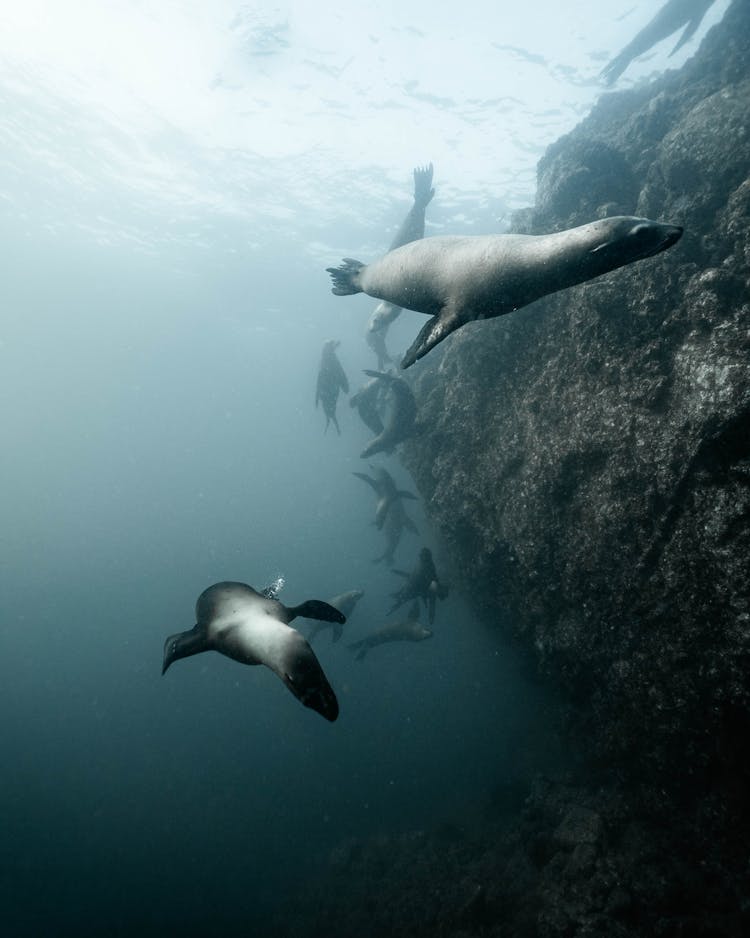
[
  {"x1": 374, "y1": 492, "x2": 419, "y2": 565},
  {"x1": 365, "y1": 164, "x2": 435, "y2": 367},
  {"x1": 601, "y1": 0, "x2": 717, "y2": 85},
  {"x1": 389, "y1": 547, "x2": 448, "y2": 625},
  {"x1": 353, "y1": 465, "x2": 418, "y2": 528},
  {"x1": 359, "y1": 370, "x2": 417, "y2": 457},
  {"x1": 350, "y1": 374, "x2": 386, "y2": 437},
  {"x1": 353, "y1": 465, "x2": 419, "y2": 564},
  {"x1": 327, "y1": 216, "x2": 683, "y2": 368},
  {"x1": 316, "y1": 339, "x2": 349, "y2": 434},
  {"x1": 162, "y1": 581, "x2": 345, "y2": 721},
  {"x1": 348, "y1": 601, "x2": 432, "y2": 660},
  {"x1": 307, "y1": 589, "x2": 365, "y2": 643}
]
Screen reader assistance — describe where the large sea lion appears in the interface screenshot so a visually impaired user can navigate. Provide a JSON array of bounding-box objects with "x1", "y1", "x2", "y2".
[
  {"x1": 307, "y1": 589, "x2": 365, "y2": 643},
  {"x1": 365, "y1": 163, "x2": 435, "y2": 367},
  {"x1": 359, "y1": 370, "x2": 417, "y2": 457},
  {"x1": 327, "y1": 216, "x2": 683, "y2": 368},
  {"x1": 389, "y1": 547, "x2": 448, "y2": 625},
  {"x1": 315, "y1": 339, "x2": 349, "y2": 434},
  {"x1": 601, "y1": 0, "x2": 717, "y2": 85},
  {"x1": 347, "y1": 601, "x2": 432, "y2": 661},
  {"x1": 161, "y1": 581, "x2": 345, "y2": 721}
]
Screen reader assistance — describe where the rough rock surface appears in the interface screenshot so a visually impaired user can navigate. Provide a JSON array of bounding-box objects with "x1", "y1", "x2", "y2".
[{"x1": 272, "y1": 3, "x2": 750, "y2": 935}]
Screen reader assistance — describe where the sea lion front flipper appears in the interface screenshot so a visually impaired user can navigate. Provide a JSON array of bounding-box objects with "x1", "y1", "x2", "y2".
[
  {"x1": 391, "y1": 569, "x2": 409, "y2": 578},
  {"x1": 288, "y1": 600, "x2": 346, "y2": 624},
  {"x1": 332, "y1": 622, "x2": 344, "y2": 643},
  {"x1": 407, "y1": 600, "x2": 421, "y2": 621},
  {"x1": 397, "y1": 489, "x2": 418, "y2": 501},
  {"x1": 352, "y1": 471, "x2": 379, "y2": 493},
  {"x1": 401, "y1": 305, "x2": 462, "y2": 369}
]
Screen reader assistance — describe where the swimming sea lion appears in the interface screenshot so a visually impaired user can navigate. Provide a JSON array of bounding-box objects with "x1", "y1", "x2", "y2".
[
  {"x1": 350, "y1": 374, "x2": 386, "y2": 437},
  {"x1": 161, "y1": 581, "x2": 345, "y2": 721},
  {"x1": 353, "y1": 465, "x2": 419, "y2": 563},
  {"x1": 347, "y1": 601, "x2": 432, "y2": 661},
  {"x1": 389, "y1": 547, "x2": 448, "y2": 625},
  {"x1": 359, "y1": 370, "x2": 417, "y2": 457},
  {"x1": 365, "y1": 164, "x2": 435, "y2": 367},
  {"x1": 601, "y1": 0, "x2": 717, "y2": 85},
  {"x1": 327, "y1": 216, "x2": 684, "y2": 368},
  {"x1": 316, "y1": 339, "x2": 349, "y2": 434},
  {"x1": 307, "y1": 589, "x2": 365, "y2": 643},
  {"x1": 374, "y1": 492, "x2": 419, "y2": 565}
]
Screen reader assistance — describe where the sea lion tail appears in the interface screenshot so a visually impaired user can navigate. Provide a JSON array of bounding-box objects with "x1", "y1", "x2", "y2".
[
  {"x1": 288, "y1": 600, "x2": 346, "y2": 624},
  {"x1": 327, "y1": 258, "x2": 365, "y2": 296}
]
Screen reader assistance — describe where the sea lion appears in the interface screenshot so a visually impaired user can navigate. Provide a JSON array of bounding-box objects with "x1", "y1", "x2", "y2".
[
  {"x1": 374, "y1": 492, "x2": 419, "y2": 565},
  {"x1": 601, "y1": 0, "x2": 717, "y2": 85},
  {"x1": 307, "y1": 589, "x2": 365, "y2": 643},
  {"x1": 327, "y1": 216, "x2": 684, "y2": 368},
  {"x1": 347, "y1": 601, "x2": 432, "y2": 661},
  {"x1": 350, "y1": 374, "x2": 386, "y2": 437},
  {"x1": 359, "y1": 370, "x2": 417, "y2": 458},
  {"x1": 315, "y1": 339, "x2": 349, "y2": 434},
  {"x1": 389, "y1": 547, "x2": 448, "y2": 625},
  {"x1": 353, "y1": 465, "x2": 418, "y2": 528},
  {"x1": 365, "y1": 164, "x2": 435, "y2": 367},
  {"x1": 353, "y1": 465, "x2": 419, "y2": 563},
  {"x1": 161, "y1": 581, "x2": 345, "y2": 721}
]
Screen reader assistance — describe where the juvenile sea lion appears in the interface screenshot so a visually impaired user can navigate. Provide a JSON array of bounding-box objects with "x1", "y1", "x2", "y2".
[
  {"x1": 601, "y1": 0, "x2": 717, "y2": 85},
  {"x1": 365, "y1": 163, "x2": 435, "y2": 367},
  {"x1": 389, "y1": 547, "x2": 448, "y2": 625},
  {"x1": 316, "y1": 339, "x2": 349, "y2": 434},
  {"x1": 307, "y1": 589, "x2": 365, "y2": 643},
  {"x1": 359, "y1": 370, "x2": 417, "y2": 458},
  {"x1": 327, "y1": 216, "x2": 683, "y2": 368},
  {"x1": 161, "y1": 581, "x2": 345, "y2": 721},
  {"x1": 347, "y1": 601, "x2": 432, "y2": 661}
]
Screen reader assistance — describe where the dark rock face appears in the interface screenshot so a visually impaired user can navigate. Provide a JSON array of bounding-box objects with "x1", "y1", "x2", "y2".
[
  {"x1": 403, "y1": 0, "x2": 750, "y2": 792},
  {"x1": 272, "y1": 4, "x2": 750, "y2": 936}
]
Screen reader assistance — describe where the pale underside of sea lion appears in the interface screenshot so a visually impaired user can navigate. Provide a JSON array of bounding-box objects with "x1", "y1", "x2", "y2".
[{"x1": 162, "y1": 581, "x2": 344, "y2": 721}]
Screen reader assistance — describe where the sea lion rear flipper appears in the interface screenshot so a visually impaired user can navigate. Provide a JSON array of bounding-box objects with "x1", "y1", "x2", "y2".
[
  {"x1": 327, "y1": 258, "x2": 365, "y2": 296},
  {"x1": 288, "y1": 600, "x2": 346, "y2": 624},
  {"x1": 413, "y1": 163, "x2": 435, "y2": 209},
  {"x1": 670, "y1": 16, "x2": 703, "y2": 57},
  {"x1": 401, "y1": 306, "x2": 462, "y2": 369}
]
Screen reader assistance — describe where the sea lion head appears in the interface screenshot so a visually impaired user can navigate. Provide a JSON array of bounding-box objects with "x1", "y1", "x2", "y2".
[{"x1": 587, "y1": 216, "x2": 683, "y2": 269}]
